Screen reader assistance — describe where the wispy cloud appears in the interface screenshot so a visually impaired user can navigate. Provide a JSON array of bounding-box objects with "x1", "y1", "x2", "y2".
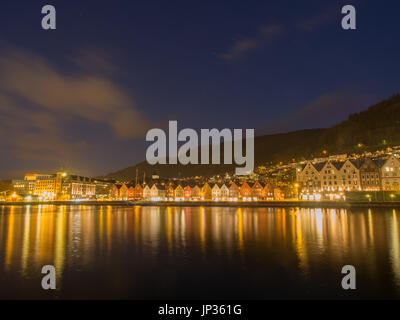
[
  {"x1": 219, "y1": 6, "x2": 339, "y2": 61},
  {"x1": 296, "y1": 8, "x2": 337, "y2": 31},
  {"x1": 218, "y1": 24, "x2": 285, "y2": 61},
  {"x1": 68, "y1": 47, "x2": 118, "y2": 74},
  {"x1": 0, "y1": 47, "x2": 151, "y2": 139},
  {"x1": 0, "y1": 45, "x2": 152, "y2": 177}
]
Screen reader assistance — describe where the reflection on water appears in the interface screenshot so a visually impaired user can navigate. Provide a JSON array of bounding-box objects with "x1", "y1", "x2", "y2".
[{"x1": 0, "y1": 205, "x2": 399, "y2": 299}]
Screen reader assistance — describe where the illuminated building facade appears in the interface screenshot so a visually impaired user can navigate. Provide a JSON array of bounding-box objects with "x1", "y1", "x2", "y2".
[{"x1": 381, "y1": 155, "x2": 400, "y2": 190}]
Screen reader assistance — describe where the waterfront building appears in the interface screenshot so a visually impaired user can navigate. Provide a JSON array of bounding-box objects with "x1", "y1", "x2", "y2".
[
  {"x1": 251, "y1": 181, "x2": 264, "y2": 201},
  {"x1": 228, "y1": 182, "x2": 239, "y2": 200},
  {"x1": 119, "y1": 183, "x2": 129, "y2": 200},
  {"x1": 60, "y1": 174, "x2": 96, "y2": 200},
  {"x1": 150, "y1": 183, "x2": 166, "y2": 201},
  {"x1": 166, "y1": 183, "x2": 175, "y2": 200},
  {"x1": 184, "y1": 184, "x2": 192, "y2": 201},
  {"x1": 174, "y1": 184, "x2": 184, "y2": 201},
  {"x1": 297, "y1": 160, "x2": 361, "y2": 199},
  {"x1": 296, "y1": 161, "x2": 322, "y2": 193},
  {"x1": 134, "y1": 183, "x2": 143, "y2": 200},
  {"x1": 263, "y1": 183, "x2": 274, "y2": 200},
  {"x1": 274, "y1": 188, "x2": 284, "y2": 200},
  {"x1": 33, "y1": 174, "x2": 58, "y2": 200},
  {"x1": 191, "y1": 184, "x2": 201, "y2": 200},
  {"x1": 12, "y1": 179, "x2": 34, "y2": 195},
  {"x1": 240, "y1": 182, "x2": 253, "y2": 201},
  {"x1": 143, "y1": 185, "x2": 151, "y2": 200},
  {"x1": 128, "y1": 185, "x2": 135, "y2": 200},
  {"x1": 337, "y1": 159, "x2": 361, "y2": 192},
  {"x1": 220, "y1": 184, "x2": 229, "y2": 201},
  {"x1": 211, "y1": 183, "x2": 221, "y2": 201},
  {"x1": 381, "y1": 155, "x2": 400, "y2": 190},
  {"x1": 359, "y1": 158, "x2": 382, "y2": 191},
  {"x1": 110, "y1": 184, "x2": 119, "y2": 200},
  {"x1": 201, "y1": 183, "x2": 212, "y2": 201},
  {"x1": 93, "y1": 179, "x2": 114, "y2": 200}
]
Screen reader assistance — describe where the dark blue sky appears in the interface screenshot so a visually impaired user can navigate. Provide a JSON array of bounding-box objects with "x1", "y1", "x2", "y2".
[{"x1": 0, "y1": 0, "x2": 399, "y2": 178}]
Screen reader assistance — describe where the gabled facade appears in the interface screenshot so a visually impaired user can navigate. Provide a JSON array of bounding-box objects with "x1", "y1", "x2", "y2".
[
  {"x1": 211, "y1": 183, "x2": 221, "y2": 201},
  {"x1": 174, "y1": 184, "x2": 184, "y2": 200},
  {"x1": 319, "y1": 161, "x2": 342, "y2": 192},
  {"x1": 359, "y1": 158, "x2": 381, "y2": 191},
  {"x1": 201, "y1": 183, "x2": 212, "y2": 201},
  {"x1": 297, "y1": 161, "x2": 321, "y2": 193},
  {"x1": 184, "y1": 184, "x2": 192, "y2": 200},
  {"x1": 143, "y1": 184, "x2": 151, "y2": 200},
  {"x1": 337, "y1": 160, "x2": 361, "y2": 191},
  {"x1": 251, "y1": 181, "x2": 264, "y2": 200},
  {"x1": 166, "y1": 183, "x2": 175, "y2": 200},
  {"x1": 220, "y1": 184, "x2": 229, "y2": 200},
  {"x1": 191, "y1": 185, "x2": 201, "y2": 200},
  {"x1": 263, "y1": 183, "x2": 274, "y2": 200},
  {"x1": 240, "y1": 182, "x2": 253, "y2": 200},
  {"x1": 134, "y1": 184, "x2": 143, "y2": 200},
  {"x1": 381, "y1": 155, "x2": 400, "y2": 190},
  {"x1": 228, "y1": 182, "x2": 239, "y2": 198},
  {"x1": 119, "y1": 183, "x2": 129, "y2": 200},
  {"x1": 128, "y1": 185, "x2": 135, "y2": 200},
  {"x1": 150, "y1": 184, "x2": 166, "y2": 200},
  {"x1": 110, "y1": 184, "x2": 119, "y2": 200}
]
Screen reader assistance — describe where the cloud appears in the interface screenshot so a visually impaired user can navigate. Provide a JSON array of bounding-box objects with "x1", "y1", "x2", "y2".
[
  {"x1": 0, "y1": 46, "x2": 152, "y2": 177},
  {"x1": 0, "y1": 47, "x2": 151, "y2": 139},
  {"x1": 68, "y1": 47, "x2": 117, "y2": 74},
  {"x1": 219, "y1": 24, "x2": 285, "y2": 61},
  {"x1": 297, "y1": 9, "x2": 336, "y2": 31},
  {"x1": 219, "y1": 6, "x2": 339, "y2": 61}
]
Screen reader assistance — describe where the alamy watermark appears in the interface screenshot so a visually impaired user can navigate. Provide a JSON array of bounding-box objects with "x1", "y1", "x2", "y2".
[
  {"x1": 146, "y1": 121, "x2": 254, "y2": 175},
  {"x1": 341, "y1": 265, "x2": 356, "y2": 290},
  {"x1": 41, "y1": 265, "x2": 56, "y2": 290}
]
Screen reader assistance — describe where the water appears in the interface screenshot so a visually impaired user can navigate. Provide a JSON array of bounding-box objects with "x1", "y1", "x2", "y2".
[{"x1": 0, "y1": 205, "x2": 399, "y2": 299}]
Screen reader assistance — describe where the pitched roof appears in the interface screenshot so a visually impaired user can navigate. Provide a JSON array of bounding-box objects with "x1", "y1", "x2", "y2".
[
  {"x1": 349, "y1": 159, "x2": 362, "y2": 169},
  {"x1": 331, "y1": 161, "x2": 345, "y2": 171},
  {"x1": 312, "y1": 162, "x2": 326, "y2": 172},
  {"x1": 372, "y1": 158, "x2": 385, "y2": 168}
]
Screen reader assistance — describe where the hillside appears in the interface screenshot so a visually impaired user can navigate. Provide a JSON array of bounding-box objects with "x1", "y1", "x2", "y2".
[{"x1": 106, "y1": 94, "x2": 400, "y2": 181}]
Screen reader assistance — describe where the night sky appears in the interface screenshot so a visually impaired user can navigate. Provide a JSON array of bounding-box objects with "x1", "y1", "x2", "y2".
[{"x1": 0, "y1": 0, "x2": 399, "y2": 178}]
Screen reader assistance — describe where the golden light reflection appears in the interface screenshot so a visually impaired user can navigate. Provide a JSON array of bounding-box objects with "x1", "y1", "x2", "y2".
[
  {"x1": 0, "y1": 205, "x2": 399, "y2": 297},
  {"x1": 21, "y1": 205, "x2": 31, "y2": 275},
  {"x1": 54, "y1": 206, "x2": 66, "y2": 283},
  {"x1": 236, "y1": 208, "x2": 244, "y2": 251},
  {"x1": 5, "y1": 206, "x2": 15, "y2": 271},
  {"x1": 391, "y1": 209, "x2": 400, "y2": 288}
]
